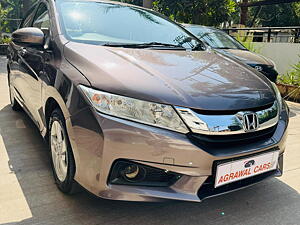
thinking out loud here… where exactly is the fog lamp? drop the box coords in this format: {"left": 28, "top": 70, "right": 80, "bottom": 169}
{"left": 108, "top": 160, "right": 182, "bottom": 187}
{"left": 121, "top": 164, "right": 146, "bottom": 182}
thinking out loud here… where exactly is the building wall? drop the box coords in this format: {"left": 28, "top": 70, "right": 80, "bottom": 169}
{"left": 253, "top": 42, "right": 300, "bottom": 75}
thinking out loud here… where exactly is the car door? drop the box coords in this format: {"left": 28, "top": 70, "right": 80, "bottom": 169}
{"left": 8, "top": 5, "right": 37, "bottom": 109}
{"left": 17, "top": 2, "right": 51, "bottom": 131}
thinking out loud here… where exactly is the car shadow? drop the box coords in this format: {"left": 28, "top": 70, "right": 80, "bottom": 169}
{"left": 0, "top": 104, "right": 300, "bottom": 225}
{"left": 288, "top": 103, "right": 300, "bottom": 118}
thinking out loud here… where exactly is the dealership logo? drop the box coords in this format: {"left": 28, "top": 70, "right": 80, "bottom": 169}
{"left": 243, "top": 113, "right": 259, "bottom": 132}
{"left": 255, "top": 66, "right": 263, "bottom": 72}
{"left": 244, "top": 160, "right": 255, "bottom": 168}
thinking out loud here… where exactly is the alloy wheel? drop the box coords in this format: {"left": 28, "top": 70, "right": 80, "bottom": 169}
{"left": 50, "top": 120, "right": 68, "bottom": 182}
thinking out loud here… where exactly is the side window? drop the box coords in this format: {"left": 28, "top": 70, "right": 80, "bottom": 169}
{"left": 32, "top": 3, "right": 50, "bottom": 30}
{"left": 20, "top": 6, "right": 36, "bottom": 28}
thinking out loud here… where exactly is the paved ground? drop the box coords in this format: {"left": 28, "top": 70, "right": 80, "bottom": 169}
{"left": 0, "top": 55, "right": 299, "bottom": 225}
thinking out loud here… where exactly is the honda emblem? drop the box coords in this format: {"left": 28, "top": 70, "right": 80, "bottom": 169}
{"left": 255, "top": 66, "right": 263, "bottom": 72}
{"left": 243, "top": 113, "right": 259, "bottom": 132}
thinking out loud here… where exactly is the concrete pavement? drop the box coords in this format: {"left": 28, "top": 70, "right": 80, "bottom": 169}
{"left": 0, "top": 55, "right": 300, "bottom": 225}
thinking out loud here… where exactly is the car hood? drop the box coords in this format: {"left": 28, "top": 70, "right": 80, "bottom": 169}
{"left": 64, "top": 42, "right": 275, "bottom": 111}
{"left": 216, "top": 49, "right": 274, "bottom": 66}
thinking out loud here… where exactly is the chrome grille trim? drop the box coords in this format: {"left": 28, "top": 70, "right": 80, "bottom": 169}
{"left": 175, "top": 101, "right": 279, "bottom": 135}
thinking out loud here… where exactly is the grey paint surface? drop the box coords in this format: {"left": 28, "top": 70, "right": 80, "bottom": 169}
{"left": 65, "top": 41, "right": 276, "bottom": 111}
{"left": 5, "top": 0, "right": 289, "bottom": 202}
{"left": 1, "top": 56, "right": 300, "bottom": 224}
{"left": 217, "top": 48, "right": 274, "bottom": 66}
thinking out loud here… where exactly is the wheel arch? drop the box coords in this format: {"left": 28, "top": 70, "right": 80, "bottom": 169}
{"left": 43, "top": 95, "right": 80, "bottom": 179}
{"left": 42, "top": 91, "right": 71, "bottom": 135}
{"left": 44, "top": 97, "right": 61, "bottom": 132}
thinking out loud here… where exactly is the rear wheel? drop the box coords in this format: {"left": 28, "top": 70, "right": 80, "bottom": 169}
{"left": 49, "top": 109, "right": 79, "bottom": 194}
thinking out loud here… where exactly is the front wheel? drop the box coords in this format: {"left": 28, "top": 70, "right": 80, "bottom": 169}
{"left": 49, "top": 109, "right": 78, "bottom": 194}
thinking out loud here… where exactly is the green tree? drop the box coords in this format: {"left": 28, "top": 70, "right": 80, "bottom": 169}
{"left": 119, "top": 0, "right": 143, "bottom": 6}
{"left": 0, "top": 0, "right": 38, "bottom": 33}
{"left": 119, "top": 0, "right": 236, "bottom": 26}
{"left": 0, "top": 3, "right": 12, "bottom": 36}
{"left": 153, "top": 0, "right": 236, "bottom": 26}
{"left": 248, "top": 2, "right": 300, "bottom": 26}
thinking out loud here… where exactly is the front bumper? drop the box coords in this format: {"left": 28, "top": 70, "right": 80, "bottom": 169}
{"left": 69, "top": 103, "right": 288, "bottom": 202}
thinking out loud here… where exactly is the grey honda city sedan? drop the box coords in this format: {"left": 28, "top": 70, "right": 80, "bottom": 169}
{"left": 7, "top": 0, "right": 289, "bottom": 202}
{"left": 183, "top": 24, "right": 279, "bottom": 83}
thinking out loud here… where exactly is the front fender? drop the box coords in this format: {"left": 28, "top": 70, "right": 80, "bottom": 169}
{"left": 41, "top": 58, "right": 90, "bottom": 181}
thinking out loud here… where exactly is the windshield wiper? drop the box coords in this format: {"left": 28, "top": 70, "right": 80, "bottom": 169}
{"left": 102, "top": 42, "right": 186, "bottom": 49}
{"left": 215, "top": 47, "right": 234, "bottom": 50}
{"left": 215, "top": 47, "right": 247, "bottom": 50}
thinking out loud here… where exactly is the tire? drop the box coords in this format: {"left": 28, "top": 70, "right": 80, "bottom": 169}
{"left": 49, "top": 108, "right": 79, "bottom": 194}
{"left": 8, "top": 77, "right": 22, "bottom": 111}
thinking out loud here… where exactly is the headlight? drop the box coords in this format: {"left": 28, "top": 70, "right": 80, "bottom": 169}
{"left": 79, "top": 85, "right": 189, "bottom": 133}
{"left": 271, "top": 82, "right": 283, "bottom": 110}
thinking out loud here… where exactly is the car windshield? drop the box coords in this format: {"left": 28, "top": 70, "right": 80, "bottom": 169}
{"left": 56, "top": 1, "right": 203, "bottom": 50}
{"left": 186, "top": 27, "right": 247, "bottom": 50}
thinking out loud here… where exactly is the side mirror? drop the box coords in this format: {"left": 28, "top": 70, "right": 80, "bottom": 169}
{"left": 12, "top": 27, "right": 44, "bottom": 47}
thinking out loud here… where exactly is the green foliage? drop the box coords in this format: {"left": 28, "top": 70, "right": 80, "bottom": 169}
{"left": 152, "top": 0, "right": 236, "bottom": 26}
{"left": 118, "top": 0, "right": 143, "bottom": 6}
{"left": 278, "top": 57, "right": 300, "bottom": 86}
{"left": 0, "top": 4, "right": 11, "bottom": 20}
{"left": 248, "top": 2, "right": 300, "bottom": 27}
{"left": 119, "top": 0, "right": 236, "bottom": 26}
{"left": 0, "top": 3, "right": 12, "bottom": 33}
{"left": 294, "top": 2, "right": 300, "bottom": 18}
{"left": 0, "top": 37, "right": 11, "bottom": 44}
{"left": 0, "top": 0, "right": 38, "bottom": 33}
{"left": 241, "top": 41, "right": 261, "bottom": 53}
{"left": 234, "top": 33, "right": 261, "bottom": 53}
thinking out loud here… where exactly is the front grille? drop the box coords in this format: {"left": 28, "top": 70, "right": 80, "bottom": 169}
{"left": 188, "top": 124, "right": 276, "bottom": 152}
{"left": 197, "top": 152, "right": 283, "bottom": 200}
{"left": 189, "top": 125, "right": 276, "bottom": 144}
